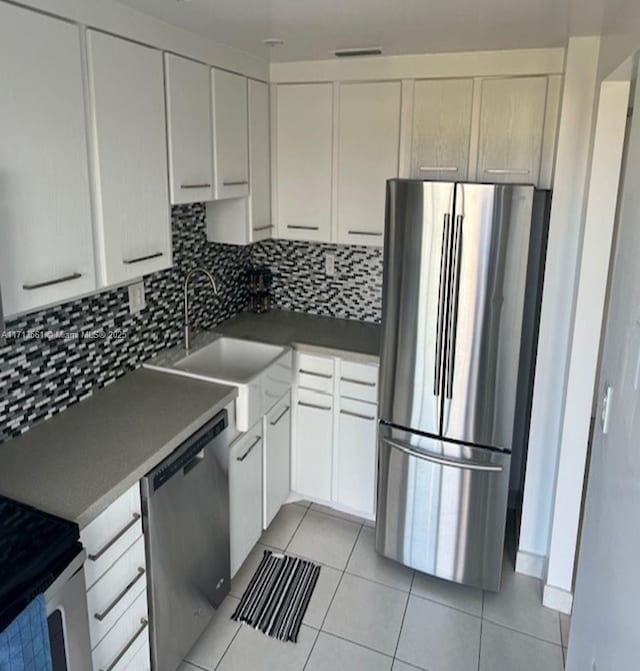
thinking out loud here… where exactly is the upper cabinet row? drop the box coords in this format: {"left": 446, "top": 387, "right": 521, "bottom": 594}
{"left": 0, "top": 1, "right": 268, "bottom": 317}
{"left": 273, "top": 75, "right": 561, "bottom": 246}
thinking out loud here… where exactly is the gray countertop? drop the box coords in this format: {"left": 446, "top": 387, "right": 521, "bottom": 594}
{"left": 213, "top": 310, "right": 381, "bottom": 361}
{"left": 0, "top": 370, "right": 236, "bottom": 528}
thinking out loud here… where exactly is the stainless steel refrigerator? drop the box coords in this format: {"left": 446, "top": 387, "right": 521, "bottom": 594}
{"left": 376, "top": 179, "right": 550, "bottom": 591}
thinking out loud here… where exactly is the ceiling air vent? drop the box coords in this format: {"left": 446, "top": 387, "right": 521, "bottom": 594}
{"left": 333, "top": 47, "right": 382, "bottom": 58}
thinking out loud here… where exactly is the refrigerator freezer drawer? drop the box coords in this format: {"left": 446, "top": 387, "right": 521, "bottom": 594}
{"left": 375, "top": 425, "right": 510, "bottom": 591}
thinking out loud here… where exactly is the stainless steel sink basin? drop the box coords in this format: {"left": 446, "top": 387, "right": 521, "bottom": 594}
{"left": 175, "top": 337, "right": 286, "bottom": 384}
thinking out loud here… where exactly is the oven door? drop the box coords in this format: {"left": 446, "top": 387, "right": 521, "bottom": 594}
{"left": 45, "top": 552, "right": 92, "bottom": 671}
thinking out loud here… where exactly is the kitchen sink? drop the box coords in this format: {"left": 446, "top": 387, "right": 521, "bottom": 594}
{"left": 175, "top": 337, "right": 286, "bottom": 384}
{"left": 145, "top": 335, "right": 292, "bottom": 431}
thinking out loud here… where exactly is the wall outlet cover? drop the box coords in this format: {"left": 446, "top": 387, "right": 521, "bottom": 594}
{"left": 325, "top": 253, "right": 336, "bottom": 277}
{"left": 128, "top": 280, "right": 146, "bottom": 314}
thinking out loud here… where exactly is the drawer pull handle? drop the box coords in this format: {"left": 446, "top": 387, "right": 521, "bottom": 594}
{"left": 299, "top": 369, "right": 332, "bottom": 380}
{"left": 347, "top": 230, "right": 382, "bottom": 237}
{"left": 253, "top": 225, "right": 274, "bottom": 232}
{"left": 340, "top": 377, "right": 376, "bottom": 388}
{"left": 270, "top": 406, "right": 290, "bottom": 426}
{"left": 88, "top": 513, "right": 141, "bottom": 562}
{"left": 340, "top": 409, "right": 376, "bottom": 421}
{"left": 94, "top": 567, "right": 146, "bottom": 622}
{"left": 23, "top": 272, "right": 82, "bottom": 291}
{"left": 181, "top": 183, "right": 211, "bottom": 189}
{"left": 99, "top": 617, "right": 149, "bottom": 671}
{"left": 287, "top": 225, "right": 319, "bottom": 231}
{"left": 123, "top": 252, "right": 163, "bottom": 265}
{"left": 223, "top": 180, "right": 249, "bottom": 186}
{"left": 299, "top": 401, "right": 332, "bottom": 411}
{"left": 237, "top": 436, "right": 261, "bottom": 462}
{"left": 419, "top": 166, "right": 459, "bottom": 172}
{"left": 484, "top": 168, "right": 530, "bottom": 175}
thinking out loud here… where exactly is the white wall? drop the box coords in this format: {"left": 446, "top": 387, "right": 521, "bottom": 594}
{"left": 543, "top": 77, "right": 631, "bottom": 613}
{"left": 567, "top": 62, "right": 640, "bottom": 670}
{"left": 517, "top": 36, "right": 601, "bottom": 574}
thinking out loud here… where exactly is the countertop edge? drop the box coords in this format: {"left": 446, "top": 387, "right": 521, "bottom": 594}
{"left": 76, "top": 386, "right": 237, "bottom": 529}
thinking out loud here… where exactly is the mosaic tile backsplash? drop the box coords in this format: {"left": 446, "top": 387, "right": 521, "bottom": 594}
{"left": 0, "top": 204, "right": 250, "bottom": 444}
{"left": 251, "top": 239, "right": 383, "bottom": 323}
{"left": 0, "top": 205, "right": 383, "bottom": 444}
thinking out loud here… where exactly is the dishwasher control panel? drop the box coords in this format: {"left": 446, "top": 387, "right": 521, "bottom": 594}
{"left": 152, "top": 409, "right": 228, "bottom": 492}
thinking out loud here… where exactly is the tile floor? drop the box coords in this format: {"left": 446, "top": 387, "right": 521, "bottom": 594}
{"left": 179, "top": 502, "right": 570, "bottom": 671}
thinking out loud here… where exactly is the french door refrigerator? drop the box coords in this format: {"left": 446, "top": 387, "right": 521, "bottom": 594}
{"left": 376, "top": 179, "right": 550, "bottom": 591}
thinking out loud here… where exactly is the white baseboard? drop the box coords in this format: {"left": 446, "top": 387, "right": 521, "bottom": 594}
{"left": 543, "top": 583, "right": 574, "bottom": 614}
{"left": 515, "top": 550, "right": 547, "bottom": 580}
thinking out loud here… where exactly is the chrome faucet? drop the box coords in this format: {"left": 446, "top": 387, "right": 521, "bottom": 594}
{"left": 183, "top": 267, "right": 220, "bottom": 353}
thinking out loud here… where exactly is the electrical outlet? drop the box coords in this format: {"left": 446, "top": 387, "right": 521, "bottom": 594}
{"left": 128, "top": 280, "right": 146, "bottom": 314}
{"left": 601, "top": 384, "right": 613, "bottom": 435}
{"left": 325, "top": 253, "right": 336, "bottom": 277}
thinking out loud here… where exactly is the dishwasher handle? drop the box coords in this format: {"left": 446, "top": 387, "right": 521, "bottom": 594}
{"left": 183, "top": 450, "right": 205, "bottom": 476}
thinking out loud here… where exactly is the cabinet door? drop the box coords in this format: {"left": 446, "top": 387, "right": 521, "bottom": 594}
{"left": 229, "top": 427, "right": 263, "bottom": 576}
{"left": 335, "top": 398, "right": 378, "bottom": 517}
{"left": 411, "top": 78, "right": 473, "bottom": 181}
{"left": 249, "top": 80, "right": 272, "bottom": 242}
{"left": 165, "top": 54, "right": 214, "bottom": 204}
{"left": 294, "top": 389, "right": 333, "bottom": 501}
{"left": 275, "top": 83, "right": 333, "bottom": 242}
{"left": 477, "top": 76, "right": 548, "bottom": 184}
{"left": 264, "top": 394, "right": 291, "bottom": 528}
{"left": 212, "top": 69, "right": 249, "bottom": 199}
{"left": 337, "top": 81, "right": 401, "bottom": 247}
{"left": 0, "top": 3, "right": 96, "bottom": 316}
{"left": 87, "top": 31, "right": 171, "bottom": 285}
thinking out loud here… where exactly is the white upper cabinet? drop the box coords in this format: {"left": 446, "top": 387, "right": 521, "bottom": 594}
{"left": 165, "top": 54, "right": 214, "bottom": 204}
{"left": 411, "top": 78, "right": 474, "bottom": 181}
{"left": 336, "top": 81, "right": 401, "bottom": 247}
{"left": 205, "top": 79, "right": 270, "bottom": 245}
{"left": 211, "top": 69, "right": 249, "bottom": 199}
{"left": 275, "top": 83, "right": 333, "bottom": 242}
{"left": 248, "top": 79, "right": 272, "bottom": 242}
{"left": 476, "top": 76, "right": 548, "bottom": 184}
{"left": 87, "top": 31, "right": 171, "bottom": 286}
{"left": 0, "top": 3, "right": 96, "bottom": 316}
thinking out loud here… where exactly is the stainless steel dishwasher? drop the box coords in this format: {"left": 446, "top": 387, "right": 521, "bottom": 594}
{"left": 141, "top": 406, "right": 232, "bottom": 671}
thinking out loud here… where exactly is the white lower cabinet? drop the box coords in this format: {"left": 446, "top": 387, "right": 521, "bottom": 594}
{"left": 263, "top": 394, "right": 292, "bottom": 529}
{"left": 292, "top": 351, "right": 379, "bottom": 519}
{"left": 294, "top": 388, "right": 334, "bottom": 502}
{"left": 91, "top": 591, "right": 150, "bottom": 671}
{"left": 335, "top": 398, "right": 378, "bottom": 518}
{"left": 81, "top": 484, "right": 150, "bottom": 671}
{"left": 229, "top": 425, "right": 264, "bottom": 576}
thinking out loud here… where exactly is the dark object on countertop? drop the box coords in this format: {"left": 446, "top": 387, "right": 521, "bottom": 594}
{"left": 231, "top": 550, "right": 320, "bottom": 643}
{"left": 247, "top": 265, "right": 273, "bottom": 313}
{"left": 0, "top": 496, "right": 81, "bottom": 634}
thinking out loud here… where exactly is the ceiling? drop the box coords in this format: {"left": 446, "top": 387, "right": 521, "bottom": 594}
{"left": 114, "top": 0, "right": 607, "bottom": 63}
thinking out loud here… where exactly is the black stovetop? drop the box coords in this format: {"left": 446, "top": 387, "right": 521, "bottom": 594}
{"left": 0, "top": 495, "right": 81, "bottom": 632}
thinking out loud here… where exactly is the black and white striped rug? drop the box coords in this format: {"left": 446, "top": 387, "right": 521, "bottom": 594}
{"left": 231, "top": 550, "right": 321, "bottom": 643}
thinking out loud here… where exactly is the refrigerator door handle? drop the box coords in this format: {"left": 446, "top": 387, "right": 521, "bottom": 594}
{"left": 384, "top": 438, "right": 504, "bottom": 472}
{"left": 434, "top": 213, "right": 452, "bottom": 395}
{"left": 445, "top": 214, "right": 464, "bottom": 399}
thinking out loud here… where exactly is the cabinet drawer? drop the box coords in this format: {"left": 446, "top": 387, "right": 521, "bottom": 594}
{"left": 297, "top": 353, "right": 334, "bottom": 393}
{"left": 91, "top": 590, "right": 149, "bottom": 671}
{"left": 126, "top": 640, "right": 151, "bottom": 671}
{"left": 339, "top": 361, "right": 379, "bottom": 403}
{"left": 87, "top": 536, "right": 147, "bottom": 649}
{"left": 81, "top": 483, "right": 142, "bottom": 589}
